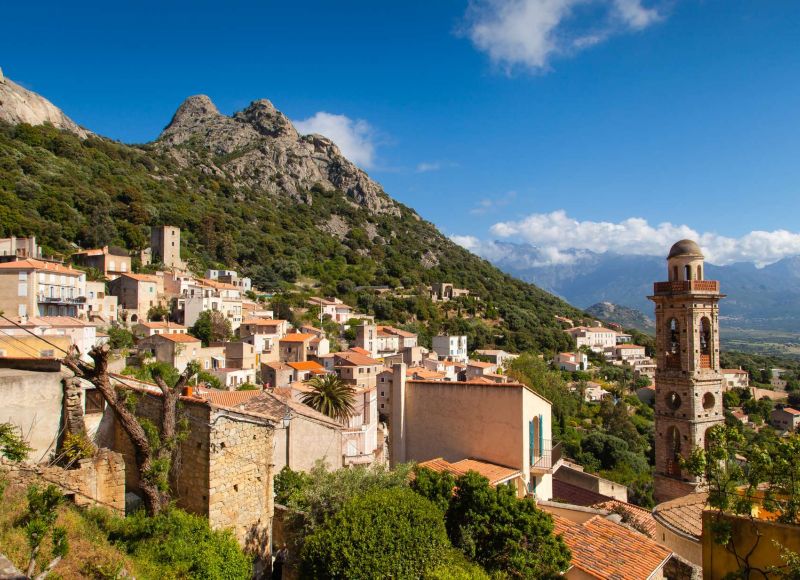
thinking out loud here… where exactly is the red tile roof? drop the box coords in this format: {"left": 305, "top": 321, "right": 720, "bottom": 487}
{"left": 652, "top": 492, "right": 707, "bottom": 540}
{"left": 553, "top": 514, "right": 671, "bottom": 580}
{"left": 467, "top": 360, "right": 496, "bottom": 368}
{"left": 0, "top": 259, "right": 83, "bottom": 276}
{"left": 348, "top": 346, "right": 371, "bottom": 356}
{"left": 280, "top": 333, "right": 315, "bottom": 343}
{"left": 553, "top": 479, "right": 612, "bottom": 506}
{"left": 196, "top": 388, "right": 263, "bottom": 407}
{"left": 287, "top": 361, "right": 326, "bottom": 372}
{"left": 592, "top": 499, "right": 658, "bottom": 538}
{"left": 721, "top": 369, "right": 748, "bottom": 374}
{"left": 120, "top": 272, "right": 159, "bottom": 283}
{"left": 335, "top": 351, "right": 380, "bottom": 366}
{"left": 781, "top": 407, "right": 800, "bottom": 415}
{"left": 154, "top": 333, "right": 200, "bottom": 343}
{"left": 137, "top": 321, "right": 186, "bottom": 330}
{"left": 418, "top": 457, "right": 522, "bottom": 486}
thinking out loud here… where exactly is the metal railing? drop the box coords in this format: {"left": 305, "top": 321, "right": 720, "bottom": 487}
{"left": 531, "top": 440, "right": 562, "bottom": 471}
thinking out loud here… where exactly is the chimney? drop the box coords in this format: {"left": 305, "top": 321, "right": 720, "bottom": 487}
{"left": 183, "top": 386, "right": 193, "bottom": 397}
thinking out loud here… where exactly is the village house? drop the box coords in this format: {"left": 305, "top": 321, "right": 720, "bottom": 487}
{"left": 286, "top": 360, "right": 327, "bottom": 382}
{"left": 70, "top": 246, "right": 131, "bottom": 279}
{"left": 0, "top": 236, "right": 42, "bottom": 262}
{"left": 182, "top": 278, "right": 243, "bottom": 333}
{"left": 431, "top": 335, "right": 468, "bottom": 363}
{"left": 132, "top": 320, "right": 187, "bottom": 338}
{"left": 564, "top": 326, "right": 617, "bottom": 354}
{"left": 205, "top": 269, "right": 252, "bottom": 292}
{"left": 721, "top": 368, "right": 750, "bottom": 390}
{"left": 278, "top": 333, "right": 329, "bottom": 363}
{"left": 465, "top": 359, "right": 499, "bottom": 380}
{"left": 137, "top": 333, "right": 206, "bottom": 373}
{"left": 429, "top": 282, "right": 470, "bottom": 302}
{"left": 262, "top": 361, "right": 294, "bottom": 389}
{"left": 104, "top": 375, "right": 274, "bottom": 564}
{"left": 239, "top": 318, "right": 289, "bottom": 364}
{"left": 614, "top": 344, "right": 647, "bottom": 363}
{"left": 0, "top": 259, "right": 87, "bottom": 319}
{"left": 554, "top": 352, "right": 589, "bottom": 372}
{"left": 390, "top": 374, "right": 557, "bottom": 500}
{"left": 78, "top": 280, "right": 118, "bottom": 323}
{"left": 420, "top": 357, "right": 460, "bottom": 381}
{"left": 108, "top": 272, "right": 162, "bottom": 324}
{"left": 210, "top": 366, "right": 257, "bottom": 389}
{"left": 474, "top": 349, "right": 518, "bottom": 368}
{"left": 333, "top": 351, "right": 381, "bottom": 465}
{"left": 307, "top": 296, "right": 353, "bottom": 323}
{"left": 770, "top": 406, "right": 800, "bottom": 431}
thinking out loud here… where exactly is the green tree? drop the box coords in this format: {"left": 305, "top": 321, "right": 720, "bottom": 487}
{"left": 106, "top": 326, "right": 135, "bottom": 350}
{"left": 0, "top": 422, "right": 32, "bottom": 462}
{"left": 444, "top": 471, "right": 570, "bottom": 578}
{"left": 147, "top": 304, "right": 170, "bottom": 322}
{"left": 301, "top": 488, "right": 451, "bottom": 579}
{"left": 300, "top": 373, "right": 356, "bottom": 422}
{"left": 22, "top": 484, "right": 68, "bottom": 579}
{"left": 189, "top": 310, "right": 232, "bottom": 346}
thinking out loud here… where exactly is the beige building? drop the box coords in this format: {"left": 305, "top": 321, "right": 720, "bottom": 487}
{"left": 390, "top": 377, "right": 556, "bottom": 500}
{"left": 721, "top": 368, "right": 749, "bottom": 390}
{"left": 614, "top": 344, "right": 647, "bottom": 362}
{"left": 132, "top": 320, "right": 187, "bottom": 338}
{"left": 70, "top": 246, "right": 131, "bottom": 279}
{"left": 108, "top": 273, "right": 162, "bottom": 324}
{"left": 0, "top": 236, "right": 41, "bottom": 261}
{"left": 474, "top": 349, "right": 519, "bottom": 368}
{"left": 278, "top": 333, "right": 318, "bottom": 363}
{"left": 334, "top": 351, "right": 381, "bottom": 466}
{"left": 0, "top": 258, "right": 86, "bottom": 319}
{"left": 78, "top": 280, "right": 118, "bottom": 323}
{"left": 137, "top": 332, "right": 205, "bottom": 373}
{"left": 564, "top": 326, "right": 618, "bottom": 354}
{"left": 431, "top": 335, "right": 468, "bottom": 363}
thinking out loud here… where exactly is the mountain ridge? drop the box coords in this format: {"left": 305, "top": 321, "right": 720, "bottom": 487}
{"left": 0, "top": 70, "right": 586, "bottom": 353}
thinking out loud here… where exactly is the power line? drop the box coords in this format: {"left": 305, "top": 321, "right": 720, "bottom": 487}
{"left": 0, "top": 329, "right": 45, "bottom": 359}
{"left": 0, "top": 314, "right": 71, "bottom": 356}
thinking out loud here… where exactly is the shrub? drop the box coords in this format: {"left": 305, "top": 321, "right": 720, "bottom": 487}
{"left": 93, "top": 508, "right": 252, "bottom": 579}
{"left": 301, "top": 488, "right": 450, "bottom": 579}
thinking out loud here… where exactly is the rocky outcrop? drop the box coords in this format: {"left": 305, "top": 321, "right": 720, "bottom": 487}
{"left": 157, "top": 95, "right": 399, "bottom": 215}
{"left": 0, "top": 67, "right": 91, "bottom": 138}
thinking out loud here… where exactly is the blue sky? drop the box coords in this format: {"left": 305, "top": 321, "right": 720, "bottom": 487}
{"left": 3, "top": 1, "right": 800, "bottom": 265}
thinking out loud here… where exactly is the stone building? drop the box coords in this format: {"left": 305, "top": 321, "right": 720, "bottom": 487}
{"left": 649, "top": 240, "right": 725, "bottom": 502}
{"left": 150, "top": 225, "right": 186, "bottom": 270}
{"left": 104, "top": 375, "right": 276, "bottom": 562}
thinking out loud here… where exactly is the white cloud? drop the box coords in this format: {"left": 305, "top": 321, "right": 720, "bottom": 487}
{"left": 470, "top": 191, "right": 518, "bottom": 215}
{"left": 464, "top": 0, "right": 663, "bottom": 71}
{"left": 416, "top": 162, "right": 442, "bottom": 173}
{"left": 294, "top": 112, "right": 376, "bottom": 168}
{"left": 479, "top": 210, "right": 800, "bottom": 267}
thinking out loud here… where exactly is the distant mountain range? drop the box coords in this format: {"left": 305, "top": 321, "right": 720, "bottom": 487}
{"left": 483, "top": 242, "right": 800, "bottom": 332}
{"left": 585, "top": 302, "right": 654, "bottom": 332}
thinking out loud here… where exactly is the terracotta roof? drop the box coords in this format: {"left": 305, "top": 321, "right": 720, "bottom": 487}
{"left": 280, "top": 333, "right": 315, "bottom": 343}
{"left": 348, "top": 347, "right": 371, "bottom": 356}
{"left": 152, "top": 333, "right": 200, "bottom": 343}
{"left": 137, "top": 321, "right": 186, "bottom": 330}
{"left": 0, "top": 258, "right": 83, "bottom": 275}
{"left": 592, "top": 499, "right": 658, "bottom": 538}
{"left": 72, "top": 248, "right": 105, "bottom": 256}
{"left": 616, "top": 344, "right": 645, "bottom": 349}
{"left": 335, "top": 351, "right": 380, "bottom": 366}
{"left": 553, "top": 514, "right": 672, "bottom": 580}
{"left": 467, "top": 360, "right": 496, "bottom": 368}
{"left": 408, "top": 379, "right": 528, "bottom": 389}
{"left": 119, "top": 272, "right": 159, "bottom": 283}
{"left": 721, "top": 369, "right": 748, "bottom": 375}
{"left": 408, "top": 368, "right": 446, "bottom": 380}
{"left": 553, "top": 479, "right": 613, "bottom": 506}
{"left": 780, "top": 407, "right": 800, "bottom": 415}
{"left": 418, "top": 457, "right": 522, "bottom": 486}
{"left": 242, "top": 317, "right": 286, "bottom": 326}
{"left": 38, "top": 316, "right": 92, "bottom": 327}
{"left": 198, "top": 278, "right": 238, "bottom": 290}
{"left": 196, "top": 388, "right": 263, "bottom": 407}
{"left": 652, "top": 492, "right": 707, "bottom": 540}
{"left": 378, "top": 326, "right": 417, "bottom": 338}
{"left": 287, "top": 361, "right": 326, "bottom": 372}
{"left": 233, "top": 390, "right": 343, "bottom": 427}
{"left": 265, "top": 362, "right": 291, "bottom": 371}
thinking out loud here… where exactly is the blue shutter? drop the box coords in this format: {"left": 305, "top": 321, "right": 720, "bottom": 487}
{"left": 539, "top": 414, "right": 544, "bottom": 457}
{"left": 529, "top": 420, "right": 534, "bottom": 465}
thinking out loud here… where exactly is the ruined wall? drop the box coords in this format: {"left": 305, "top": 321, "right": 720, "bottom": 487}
{"left": 208, "top": 408, "right": 274, "bottom": 560}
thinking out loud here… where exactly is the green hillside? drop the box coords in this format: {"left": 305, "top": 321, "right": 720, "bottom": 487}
{"left": 0, "top": 121, "right": 584, "bottom": 352}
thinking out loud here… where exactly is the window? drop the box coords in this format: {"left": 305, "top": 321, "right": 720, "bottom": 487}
{"left": 380, "top": 377, "right": 385, "bottom": 383}
{"left": 85, "top": 390, "right": 105, "bottom": 414}
{"left": 18, "top": 282, "right": 27, "bottom": 297}
{"left": 121, "top": 262, "right": 127, "bottom": 272}
{"left": 684, "top": 265, "right": 692, "bottom": 280}
{"left": 380, "top": 391, "right": 384, "bottom": 397}
{"left": 18, "top": 304, "right": 26, "bottom": 317}
{"left": 40, "top": 349, "right": 55, "bottom": 357}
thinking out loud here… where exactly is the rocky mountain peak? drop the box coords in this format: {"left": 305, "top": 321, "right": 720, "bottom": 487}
{"left": 0, "top": 69, "right": 91, "bottom": 138}
{"left": 156, "top": 95, "right": 399, "bottom": 216}
{"left": 233, "top": 99, "right": 297, "bottom": 139}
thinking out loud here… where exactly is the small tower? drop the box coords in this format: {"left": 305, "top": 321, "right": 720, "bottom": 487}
{"left": 649, "top": 240, "right": 725, "bottom": 502}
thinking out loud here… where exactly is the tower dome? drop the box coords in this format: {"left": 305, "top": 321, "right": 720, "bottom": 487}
{"left": 667, "top": 239, "right": 703, "bottom": 260}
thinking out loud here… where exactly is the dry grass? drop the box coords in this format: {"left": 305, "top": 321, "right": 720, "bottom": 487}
{"left": 0, "top": 473, "right": 135, "bottom": 579}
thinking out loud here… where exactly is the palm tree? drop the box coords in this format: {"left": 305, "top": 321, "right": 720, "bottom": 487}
{"left": 300, "top": 373, "right": 357, "bottom": 422}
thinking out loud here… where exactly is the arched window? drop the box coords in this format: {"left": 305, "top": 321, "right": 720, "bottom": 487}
{"left": 700, "top": 317, "right": 711, "bottom": 355}
{"left": 667, "top": 318, "right": 680, "bottom": 369}
{"left": 697, "top": 265, "right": 702, "bottom": 280}
{"left": 702, "top": 392, "right": 715, "bottom": 410}
{"left": 685, "top": 264, "right": 692, "bottom": 280}
{"left": 666, "top": 426, "right": 682, "bottom": 477}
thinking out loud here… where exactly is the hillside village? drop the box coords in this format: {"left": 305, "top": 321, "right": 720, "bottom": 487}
{"left": 1, "top": 227, "right": 798, "bottom": 578}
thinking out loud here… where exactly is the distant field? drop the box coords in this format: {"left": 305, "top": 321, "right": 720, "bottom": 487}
{"left": 721, "top": 327, "right": 800, "bottom": 359}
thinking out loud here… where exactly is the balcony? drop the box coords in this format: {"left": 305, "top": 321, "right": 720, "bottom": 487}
{"left": 530, "top": 440, "right": 562, "bottom": 474}
{"left": 37, "top": 295, "right": 83, "bottom": 304}
{"left": 653, "top": 280, "right": 719, "bottom": 295}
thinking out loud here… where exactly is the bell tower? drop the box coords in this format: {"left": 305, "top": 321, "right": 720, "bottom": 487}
{"left": 650, "top": 239, "right": 725, "bottom": 502}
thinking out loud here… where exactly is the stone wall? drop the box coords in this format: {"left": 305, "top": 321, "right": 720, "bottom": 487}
{"left": 8, "top": 448, "right": 126, "bottom": 514}
{"left": 208, "top": 409, "right": 274, "bottom": 560}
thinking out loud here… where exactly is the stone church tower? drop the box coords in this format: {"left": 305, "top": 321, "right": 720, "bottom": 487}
{"left": 650, "top": 240, "right": 725, "bottom": 502}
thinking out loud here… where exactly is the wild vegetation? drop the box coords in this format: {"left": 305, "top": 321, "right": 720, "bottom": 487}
{"left": 0, "top": 121, "right": 583, "bottom": 353}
